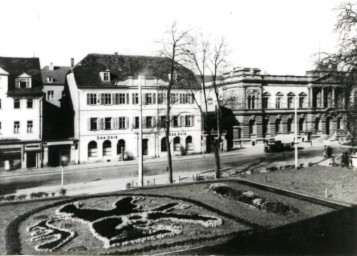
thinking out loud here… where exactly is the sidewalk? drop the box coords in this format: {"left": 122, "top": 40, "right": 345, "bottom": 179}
{"left": 10, "top": 147, "right": 326, "bottom": 197}
{"left": 0, "top": 141, "right": 325, "bottom": 179}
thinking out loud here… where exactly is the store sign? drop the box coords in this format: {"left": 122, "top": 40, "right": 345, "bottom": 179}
{"left": 25, "top": 144, "right": 41, "bottom": 151}
{"left": 97, "top": 135, "right": 118, "bottom": 140}
{"left": 169, "top": 132, "right": 187, "bottom": 137}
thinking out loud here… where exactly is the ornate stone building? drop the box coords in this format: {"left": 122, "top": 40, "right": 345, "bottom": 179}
{"left": 217, "top": 67, "right": 347, "bottom": 147}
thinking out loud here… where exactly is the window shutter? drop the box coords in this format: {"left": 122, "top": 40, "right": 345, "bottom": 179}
{"left": 111, "top": 118, "right": 115, "bottom": 130}
{"left": 142, "top": 117, "right": 146, "bottom": 128}
{"left": 143, "top": 94, "right": 147, "bottom": 105}
{"left": 191, "top": 116, "right": 194, "bottom": 127}
{"left": 180, "top": 116, "right": 184, "bottom": 127}
{"left": 125, "top": 117, "right": 129, "bottom": 129}
{"left": 99, "top": 118, "right": 105, "bottom": 130}
{"left": 87, "top": 118, "right": 91, "bottom": 131}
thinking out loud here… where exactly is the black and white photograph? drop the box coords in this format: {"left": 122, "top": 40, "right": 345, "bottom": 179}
{"left": 0, "top": 0, "right": 356, "bottom": 255}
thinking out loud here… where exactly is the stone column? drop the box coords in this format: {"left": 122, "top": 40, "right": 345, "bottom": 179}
{"left": 321, "top": 87, "right": 325, "bottom": 108}
{"left": 43, "top": 146, "right": 49, "bottom": 167}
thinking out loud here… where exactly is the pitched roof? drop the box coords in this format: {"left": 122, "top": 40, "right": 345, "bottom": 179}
{"left": 0, "top": 57, "right": 43, "bottom": 96}
{"left": 42, "top": 65, "right": 71, "bottom": 85}
{"left": 72, "top": 53, "right": 200, "bottom": 89}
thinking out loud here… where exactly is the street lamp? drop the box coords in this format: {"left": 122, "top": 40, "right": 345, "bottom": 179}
{"left": 138, "top": 75, "right": 144, "bottom": 186}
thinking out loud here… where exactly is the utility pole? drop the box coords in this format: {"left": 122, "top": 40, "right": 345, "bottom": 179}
{"left": 295, "top": 96, "right": 298, "bottom": 169}
{"left": 138, "top": 75, "right": 144, "bottom": 186}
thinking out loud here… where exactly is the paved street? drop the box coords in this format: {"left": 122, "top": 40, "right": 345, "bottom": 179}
{"left": 0, "top": 147, "right": 324, "bottom": 195}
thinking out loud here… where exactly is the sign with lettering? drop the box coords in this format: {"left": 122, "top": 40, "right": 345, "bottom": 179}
{"left": 169, "top": 132, "right": 187, "bottom": 137}
{"left": 97, "top": 135, "right": 118, "bottom": 140}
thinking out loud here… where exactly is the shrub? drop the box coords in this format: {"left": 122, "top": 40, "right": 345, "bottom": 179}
{"left": 30, "top": 192, "right": 49, "bottom": 199}
{"left": 308, "top": 162, "right": 314, "bottom": 167}
{"left": 59, "top": 188, "right": 67, "bottom": 196}
{"left": 4, "top": 195, "right": 16, "bottom": 201}
{"left": 16, "top": 194, "right": 27, "bottom": 201}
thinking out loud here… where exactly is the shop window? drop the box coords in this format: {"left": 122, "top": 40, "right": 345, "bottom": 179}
{"left": 173, "top": 137, "right": 181, "bottom": 151}
{"left": 103, "top": 140, "right": 112, "bottom": 156}
{"left": 88, "top": 141, "right": 98, "bottom": 158}
{"left": 186, "top": 136, "right": 193, "bottom": 151}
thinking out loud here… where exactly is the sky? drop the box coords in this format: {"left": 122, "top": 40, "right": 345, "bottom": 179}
{"left": 0, "top": 0, "right": 345, "bottom": 75}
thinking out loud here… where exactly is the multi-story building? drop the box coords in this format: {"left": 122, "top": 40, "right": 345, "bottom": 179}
{"left": 66, "top": 53, "right": 202, "bottom": 164}
{"left": 0, "top": 57, "right": 44, "bottom": 170}
{"left": 213, "top": 67, "right": 347, "bottom": 148}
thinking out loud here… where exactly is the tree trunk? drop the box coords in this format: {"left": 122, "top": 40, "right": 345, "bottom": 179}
{"left": 166, "top": 93, "right": 173, "bottom": 184}
{"left": 213, "top": 138, "right": 221, "bottom": 178}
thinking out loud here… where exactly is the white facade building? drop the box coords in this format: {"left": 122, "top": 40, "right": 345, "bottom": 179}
{"left": 0, "top": 57, "right": 44, "bottom": 170}
{"left": 66, "top": 54, "right": 202, "bottom": 164}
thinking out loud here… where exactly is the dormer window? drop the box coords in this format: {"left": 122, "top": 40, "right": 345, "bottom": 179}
{"left": 47, "top": 77, "right": 53, "bottom": 83}
{"left": 100, "top": 70, "right": 111, "bottom": 82}
{"left": 17, "top": 73, "right": 32, "bottom": 89}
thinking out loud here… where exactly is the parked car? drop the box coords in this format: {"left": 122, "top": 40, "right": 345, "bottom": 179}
{"left": 264, "top": 140, "right": 294, "bottom": 153}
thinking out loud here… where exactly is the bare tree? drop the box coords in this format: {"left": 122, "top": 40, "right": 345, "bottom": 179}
{"left": 316, "top": 2, "right": 357, "bottom": 145}
{"left": 184, "top": 34, "right": 229, "bottom": 178}
{"left": 159, "top": 22, "right": 190, "bottom": 183}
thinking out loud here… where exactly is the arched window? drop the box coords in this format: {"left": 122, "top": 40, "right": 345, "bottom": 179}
{"left": 103, "top": 140, "right": 112, "bottom": 156}
{"left": 173, "top": 137, "right": 181, "bottom": 152}
{"left": 186, "top": 136, "right": 193, "bottom": 151}
{"left": 315, "top": 117, "right": 321, "bottom": 131}
{"left": 299, "top": 118, "right": 305, "bottom": 133}
{"left": 117, "top": 139, "right": 125, "bottom": 155}
{"left": 249, "top": 120, "right": 255, "bottom": 136}
{"left": 88, "top": 141, "right": 97, "bottom": 158}
{"left": 161, "top": 137, "right": 167, "bottom": 152}
{"left": 287, "top": 118, "right": 293, "bottom": 133}
{"left": 275, "top": 118, "right": 281, "bottom": 133}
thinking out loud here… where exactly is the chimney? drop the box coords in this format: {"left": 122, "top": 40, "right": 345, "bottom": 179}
{"left": 49, "top": 62, "right": 54, "bottom": 71}
{"left": 71, "top": 58, "right": 74, "bottom": 68}
{"left": 114, "top": 52, "right": 118, "bottom": 55}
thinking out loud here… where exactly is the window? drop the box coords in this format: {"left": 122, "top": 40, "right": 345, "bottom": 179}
{"left": 158, "top": 93, "right": 166, "bottom": 104}
{"left": 144, "top": 93, "right": 156, "bottom": 105}
{"left": 299, "top": 118, "right": 305, "bottom": 132}
{"left": 88, "top": 141, "right": 98, "bottom": 158}
{"left": 87, "top": 94, "right": 97, "bottom": 105}
{"left": 247, "top": 95, "right": 255, "bottom": 109}
{"left": 173, "top": 116, "right": 179, "bottom": 127}
{"left": 186, "top": 136, "right": 193, "bottom": 151}
{"left": 132, "top": 93, "right": 139, "bottom": 104}
{"left": 287, "top": 96, "right": 294, "bottom": 109}
{"left": 114, "top": 93, "right": 127, "bottom": 104}
{"left": 18, "top": 78, "right": 31, "bottom": 88}
{"left": 27, "top": 120, "right": 33, "bottom": 133}
{"left": 134, "top": 117, "right": 139, "bottom": 129}
{"left": 90, "top": 118, "right": 98, "bottom": 130}
{"left": 159, "top": 116, "right": 166, "bottom": 128}
{"left": 146, "top": 116, "right": 154, "bottom": 128}
{"left": 275, "top": 119, "right": 281, "bottom": 133}
{"left": 276, "top": 97, "right": 281, "bottom": 109}
{"left": 105, "top": 117, "right": 112, "bottom": 130}
{"left": 185, "top": 115, "right": 194, "bottom": 127}
{"left": 315, "top": 117, "right": 321, "bottom": 131}
{"left": 249, "top": 120, "right": 255, "bottom": 136}
{"left": 119, "top": 117, "right": 126, "bottom": 129}
{"left": 14, "top": 99, "right": 20, "bottom": 109}
{"left": 337, "top": 117, "right": 342, "bottom": 130}
{"left": 14, "top": 121, "right": 20, "bottom": 134}
{"left": 174, "top": 137, "right": 181, "bottom": 151}
{"left": 47, "top": 91, "right": 54, "bottom": 101}
{"left": 170, "top": 93, "right": 179, "bottom": 104}
{"left": 263, "top": 97, "right": 269, "bottom": 109}
{"left": 101, "top": 93, "right": 112, "bottom": 105}
{"left": 27, "top": 99, "right": 33, "bottom": 109}
{"left": 161, "top": 137, "right": 167, "bottom": 152}
{"left": 47, "top": 77, "right": 53, "bottom": 83}
{"left": 299, "top": 97, "right": 305, "bottom": 108}
{"left": 180, "top": 93, "right": 191, "bottom": 104}
{"left": 103, "top": 140, "right": 112, "bottom": 156}
{"left": 287, "top": 118, "right": 293, "bottom": 133}
{"left": 103, "top": 72, "right": 110, "bottom": 81}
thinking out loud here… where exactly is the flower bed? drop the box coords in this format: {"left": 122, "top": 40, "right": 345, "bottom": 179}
{"left": 24, "top": 196, "right": 225, "bottom": 252}
{"left": 209, "top": 183, "right": 299, "bottom": 216}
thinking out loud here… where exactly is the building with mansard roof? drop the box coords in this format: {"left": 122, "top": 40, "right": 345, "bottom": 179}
{"left": 208, "top": 67, "right": 348, "bottom": 149}
{"left": 0, "top": 57, "right": 44, "bottom": 170}
{"left": 65, "top": 53, "right": 202, "bottom": 164}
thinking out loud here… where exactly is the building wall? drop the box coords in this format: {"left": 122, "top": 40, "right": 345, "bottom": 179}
{"left": 43, "top": 84, "right": 64, "bottom": 108}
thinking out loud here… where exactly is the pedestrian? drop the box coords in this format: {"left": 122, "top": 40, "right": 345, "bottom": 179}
{"left": 323, "top": 145, "right": 328, "bottom": 159}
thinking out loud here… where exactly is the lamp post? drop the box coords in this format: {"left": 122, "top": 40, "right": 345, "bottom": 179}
{"left": 138, "top": 75, "right": 144, "bottom": 186}
{"left": 295, "top": 96, "right": 298, "bottom": 169}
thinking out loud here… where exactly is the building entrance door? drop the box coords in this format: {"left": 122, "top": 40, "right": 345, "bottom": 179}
{"left": 27, "top": 152, "right": 37, "bottom": 168}
{"left": 142, "top": 139, "right": 148, "bottom": 155}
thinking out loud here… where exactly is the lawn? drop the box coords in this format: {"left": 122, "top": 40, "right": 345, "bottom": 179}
{"left": 3, "top": 180, "right": 335, "bottom": 255}
{"left": 243, "top": 166, "right": 357, "bottom": 203}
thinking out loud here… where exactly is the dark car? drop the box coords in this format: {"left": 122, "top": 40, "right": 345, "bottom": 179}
{"left": 264, "top": 140, "right": 293, "bottom": 153}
